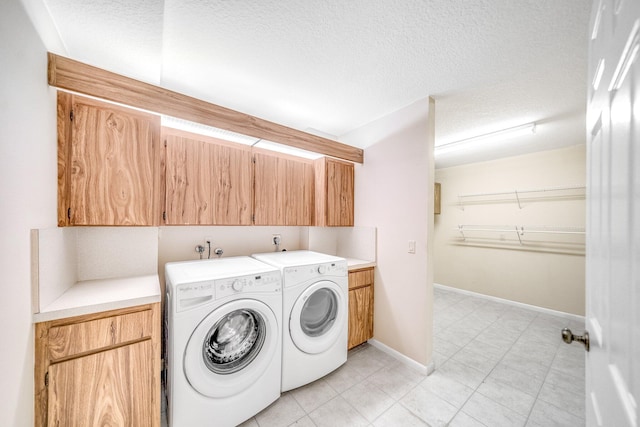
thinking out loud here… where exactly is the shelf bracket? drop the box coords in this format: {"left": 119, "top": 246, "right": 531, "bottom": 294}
{"left": 516, "top": 226, "right": 524, "bottom": 245}
{"left": 458, "top": 225, "right": 466, "bottom": 240}
{"left": 515, "top": 190, "right": 522, "bottom": 209}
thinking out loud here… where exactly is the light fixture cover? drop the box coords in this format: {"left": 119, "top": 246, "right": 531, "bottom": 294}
{"left": 435, "top": 122, "right": 537, "bottom": 156}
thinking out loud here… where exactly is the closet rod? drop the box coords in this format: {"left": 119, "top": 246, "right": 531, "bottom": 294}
{"left": 458, "top": 185, "right": 586, "bottom": 199}
{"left": 456, "top": 225, "right": 585, "bottom": 235}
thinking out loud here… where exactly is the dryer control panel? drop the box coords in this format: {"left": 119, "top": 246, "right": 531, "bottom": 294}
{"left": 283, "top": 260, "right": 348, "bottom": 286}
{"left": 215, "top": 271, "right": 282, "bottom": 298}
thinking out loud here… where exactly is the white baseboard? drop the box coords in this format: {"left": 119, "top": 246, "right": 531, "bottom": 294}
{"left": 367, "top": 339, "right": 435, "bottom": 376}
{"left": 434, "top": 283, "right": 585, "bottom": 324}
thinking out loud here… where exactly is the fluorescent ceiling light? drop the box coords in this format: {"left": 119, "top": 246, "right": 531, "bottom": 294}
{"left": 161, "top": 116, "right": 258, "bottom": 145}
{"left": 435, "top": 122, "right": 537, "bottom": 156}
{"left": 161, "top": 116, "right": 323, "bottom": 159}
{"left": 252, "top": 140, "right": 324, "bottom": 160}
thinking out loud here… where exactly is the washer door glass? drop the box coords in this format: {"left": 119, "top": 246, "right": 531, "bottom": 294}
{"left": 184, "top": 299, "right": 279, "bottom": 398}
{"left": 300, "top": 288, "right": 337, "bottom": 337}
{"left": 203, "top": 309, "right": 265, "bottom": 375}
{"left": 289, "top": 280, "right": 346, "bottom": 354}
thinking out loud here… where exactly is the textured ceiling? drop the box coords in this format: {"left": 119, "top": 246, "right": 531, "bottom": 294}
{"left": 35, "top": 0, "right": 591, "bottom": 167}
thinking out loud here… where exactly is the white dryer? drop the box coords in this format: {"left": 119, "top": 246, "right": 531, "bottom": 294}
{"left": 165, "top": 257, "right": 282, "bottom": 427}
{"left": 251, "top": 250, "right": 348, "bottom": 392}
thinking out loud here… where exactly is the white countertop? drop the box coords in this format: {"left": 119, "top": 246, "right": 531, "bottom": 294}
{"left": 345, "top": 258, "right": 376, "bottom": 270}
{"left": 34, "top": 274, "right": 161, "bottom": 323}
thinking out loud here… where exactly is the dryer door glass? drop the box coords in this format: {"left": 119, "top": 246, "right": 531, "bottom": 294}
{"left": 300, "top": 288, "right": 338, "bottom": 337}
{"left": 203, "top": 309, "right": 266, "bottom": 375}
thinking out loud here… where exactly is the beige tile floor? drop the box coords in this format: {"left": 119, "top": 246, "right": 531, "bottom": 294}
{"left": 166, "top": 286, "right": 586, "bottom": 426}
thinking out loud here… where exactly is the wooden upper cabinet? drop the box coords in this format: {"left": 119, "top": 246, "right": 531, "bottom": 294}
{"left": 164, "top": 129, "right": 252, "bottom": 225}
{"left": 57, "top": 92, "right": 162, "bottom": 226}
{"left": 253, "top": 149, "right": 315, "bottom": 225}
{"left": 315, "top": 157, "right": 354, "bottom": 226}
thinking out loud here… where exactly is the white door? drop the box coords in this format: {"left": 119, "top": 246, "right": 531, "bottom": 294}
{"left": 585, "top": 0, "right": 640, "bottom": 425}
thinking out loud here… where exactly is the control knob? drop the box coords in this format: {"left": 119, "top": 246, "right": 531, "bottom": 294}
{"left": 317, "top": 265, "right": 327, "bottom": 274}
{"left": 231, "top": 279, "right": 244, "bottom": 292}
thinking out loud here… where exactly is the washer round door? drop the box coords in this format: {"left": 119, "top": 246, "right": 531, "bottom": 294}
{"left": 289, "top": 280, "right": 346, "bottom": 354}
{"left": 184, "top": 299, "right": 279, "bottom": 398}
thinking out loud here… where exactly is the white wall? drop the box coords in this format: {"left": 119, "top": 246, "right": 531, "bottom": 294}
{"left": 434, "top": 145, "right": 586, "bottom": 315}
{"left": 0, "top": 0, "right": 58, "bottom": 424}
{"left": 342, "top": 98, "right": 435, "bottom": 367}
{"left": 157, "top": 226, "right": 307, "bottom": 292}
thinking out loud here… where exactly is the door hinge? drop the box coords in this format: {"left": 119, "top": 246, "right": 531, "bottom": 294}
{"left": 67, "top": 207, "right": 71, "bottom": 220}
{"left": 69, "top": 110, "right": 74, "bottom": 121}
{"left": 44, "top": 372, "right": 49, "bottom": 387}
{"left": 162, "top": 211, "right": 166, "bottom": 221}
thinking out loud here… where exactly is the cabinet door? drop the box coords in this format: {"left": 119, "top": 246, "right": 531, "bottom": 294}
{"left": 348, "top": 285, "right": 374, "bottom": 349}
{"left": 326, "top": 158, "right": 354, "bottom": 226}
{"left": 314, "top": 157, "right": 354, "bottom": 226}
{"left": 61, "top": 94, "right": 161, "bottom": 225}
{"left": 253, "top": 150, "right": 314, "bottom": 225}
{"left": 164, "top": 130, "right": 252, "bottom": 225}
{"left": 47, "top": 340, "right": 153, "bottom": 426}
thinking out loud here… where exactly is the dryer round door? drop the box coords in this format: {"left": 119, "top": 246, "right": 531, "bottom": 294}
{"left": 289, "top": 280, "right": 346, "bottom": 354}
{"left": 184, "top": 299, "right": 279, "bottom": 398}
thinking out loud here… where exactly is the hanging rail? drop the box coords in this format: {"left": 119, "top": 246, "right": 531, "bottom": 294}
{"left": 456, "top": 225, "right": 585, "bottom": 245}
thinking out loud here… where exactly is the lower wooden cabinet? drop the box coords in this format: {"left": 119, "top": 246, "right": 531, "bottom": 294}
{"left": 35, "top": 304, "right": 161, "bottom": 427}
{"left": 348, "top": 267, "right": 374, "bottom": 349}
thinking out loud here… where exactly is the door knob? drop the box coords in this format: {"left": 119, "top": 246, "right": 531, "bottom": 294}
{"left": 561, "top": 328, "right": 590, "bottom": 352}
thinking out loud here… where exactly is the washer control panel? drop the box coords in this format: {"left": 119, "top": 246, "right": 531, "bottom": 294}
{"left": 176, "top": 280, "right": 216, "bottom": 312}
{"left": 215, "top": 270, "right": 282, "bottom": 298}
{"left": 174, "top": 270, "right": 281, "bottom": 311}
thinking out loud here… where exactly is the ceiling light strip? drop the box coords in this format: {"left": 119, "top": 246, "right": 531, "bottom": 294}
{"left": 435, "top": 122, "right": 536, "bottom": 155}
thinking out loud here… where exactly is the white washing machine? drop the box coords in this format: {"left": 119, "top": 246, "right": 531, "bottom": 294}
{"left": 165, "top": 257, "right": 282, "bottom": 427}
{"left": 251, "top": 250, "right": 348, "bottom": 392}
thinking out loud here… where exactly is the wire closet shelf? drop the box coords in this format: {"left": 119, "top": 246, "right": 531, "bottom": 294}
{"left": 455, "top": 225, "right": 586, "bottom": 245}
{"left": 457, "top": 185, "right": 586, "bottom": 209}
